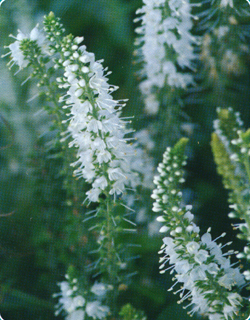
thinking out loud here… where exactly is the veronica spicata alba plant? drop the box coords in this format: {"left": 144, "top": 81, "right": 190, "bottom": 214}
{"left": 4, "top": 12, "right": 151, "bottom": 318}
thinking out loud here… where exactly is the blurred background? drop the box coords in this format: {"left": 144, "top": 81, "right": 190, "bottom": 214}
{"left": 1, "top": 0, "right": 250, "bottom": 319}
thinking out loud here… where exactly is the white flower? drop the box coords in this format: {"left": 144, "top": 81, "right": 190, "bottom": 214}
{"left": 160, "top": 230, "right": 244, "bottom": 319}
{"left": 59, "top": 281, "right": 74, "bottom": 297}
{"left": 194, "top": 249, "right": 209, "bottom": 265}
{"left": 144, "top": 94, "right": 160, "bottom": 115}
{"left": 73, "top": 296, "right": 86, "bottom": 308}
{"left": 86, "top": 301, "right": 110, "bottom": 319}
{"left": 186, "top": 241, "right": 200, "bottom": 254}
{"left": 92, "top": 176, "right": 108, "bottom": 190}
{"left": 66, "top": 309, "right": 85, "bottom": 320}
{"left": 91, "top": 282, "right": 107, "bottom": 297}
{"left": 159, "top": 225, "right": 169, "bottom": 233}
{"left": 86, "top": 188, "right": 102, "bottom": 203}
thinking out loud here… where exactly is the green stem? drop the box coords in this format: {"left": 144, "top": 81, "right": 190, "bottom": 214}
{"left": 105, "top": 196, "right": 119, "bottom": 315}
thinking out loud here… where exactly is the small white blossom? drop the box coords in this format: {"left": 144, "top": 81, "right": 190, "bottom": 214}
{"left": 86, "top": 301, "right": 110, "bottom": 319}
{"left": 90, "top": 282, "right": 107, "bottom": 297}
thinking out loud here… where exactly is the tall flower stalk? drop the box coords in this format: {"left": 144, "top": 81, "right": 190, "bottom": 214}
{"left": 134, "top": 0, "right": 196, "bottom": 115}
{"left": 133, "top": 0, "right": 198, "bottom": 167}
{"left": 4, "top": 22, "right": 95, "bottom": 276}
{"left": 5, "top": 12, "right": 145, "bottom": 317}
{"left": 42, "top": 16, "right": 141, "bottom": 304}
{"left": 46, "top": 27, "right": 139, "bottom": 203}
{"left": 153, "top": 138, "right": 246, "bottom": 320}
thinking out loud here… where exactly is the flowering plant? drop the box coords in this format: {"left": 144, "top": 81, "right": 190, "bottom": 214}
{"left": 1, "top": 0, "right": 250, "bottom": 320}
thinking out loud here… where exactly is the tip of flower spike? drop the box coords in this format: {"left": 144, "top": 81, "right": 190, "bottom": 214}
{"left": 174, "top": 138, "right": 189, "bottom": 152}
{"left": 48, "top": 12, "right": 55, "bottom": 19}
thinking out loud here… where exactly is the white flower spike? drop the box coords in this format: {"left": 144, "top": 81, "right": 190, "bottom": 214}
{"left": 153, "top": 138, "right": 245, "bottom": 320}
{"left": 45, "top": 32, "right": 140, "bottom": 202}
{"left": 135, "top": 0, "right": 196, "bottom": 114}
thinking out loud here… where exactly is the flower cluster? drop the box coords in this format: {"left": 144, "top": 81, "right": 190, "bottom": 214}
{"left": 6, "top": 12, "right": 145, "bottom": 204}
{"left": 54, "top": 275, "right": 110, "bottom": 320}
{"left": 42, "top": 13, "right": 140, "bottom": 203}
{"left": 134, "top": 0, "right": 196, "bottom": 114}
{"left": 153, "top": 138, "right": 245, "bottom": 320}
{"left": 5, "top": 25, "right": 45, "bottom": 70}
{"left": 212, "top": 108, "right": 250, "bottom": 266}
